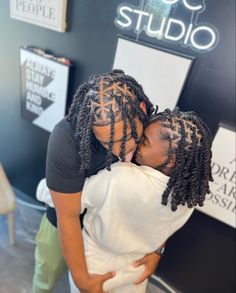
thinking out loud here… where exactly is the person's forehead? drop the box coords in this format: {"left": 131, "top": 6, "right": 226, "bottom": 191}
{"left": 145, "top": 120, "right": 163, "bottom": 137}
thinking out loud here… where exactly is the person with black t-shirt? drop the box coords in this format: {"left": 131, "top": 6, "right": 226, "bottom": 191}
{"left": 33, "top": 70, "right": 163, "bottom": 293}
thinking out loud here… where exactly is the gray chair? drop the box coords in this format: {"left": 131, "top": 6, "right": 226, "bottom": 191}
{"left": 0, "top": 163, "right": 16, "bottom": 245}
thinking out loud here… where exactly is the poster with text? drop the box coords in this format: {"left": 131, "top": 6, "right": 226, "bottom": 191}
{"left": 196, "top": 125, "right": 236, "bottom": 228}
{"left": 20, "top": 48, "right": 70, "bottom": 132}
{"left": 10, "top": 0, "right": 68, "bottom": 32}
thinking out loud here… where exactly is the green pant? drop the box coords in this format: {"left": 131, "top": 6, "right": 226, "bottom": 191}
{"left": 33, "top": 214, "right": 67, "bottom": 293}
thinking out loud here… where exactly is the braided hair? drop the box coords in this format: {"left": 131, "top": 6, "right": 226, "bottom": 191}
{"left": 151, "top": 108, "right": 213, "bottom": 211}
{"left": 67, "top": 70, "right": 154, "bottom": 171}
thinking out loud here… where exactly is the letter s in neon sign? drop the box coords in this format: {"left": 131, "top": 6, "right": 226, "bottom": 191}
{"left": 115, "top": 5, "right": 133, "bottom": 28}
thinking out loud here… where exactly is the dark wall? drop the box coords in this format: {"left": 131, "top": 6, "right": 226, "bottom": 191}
{"left": 0, "top": 1, "right": 235, "bottom": 292}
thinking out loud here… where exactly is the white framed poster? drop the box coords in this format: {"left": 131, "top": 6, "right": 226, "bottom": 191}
{"left": 10, "top": 0, "right": 68, "bottom": 32}
{"left": 20, "top": 48, "right": 71, "bottom": 132}
{"left": 197, "top": 124, "right": 236, "bottom": 228}
{"left": 113, "top": 37, "right": 194, "bottom": 111}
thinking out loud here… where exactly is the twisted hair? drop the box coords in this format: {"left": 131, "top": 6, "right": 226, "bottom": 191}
{"left": 151, "top": 108, "right": 213, "bottom": 211}
{"left": 67, "top": 70, "right": 154, "bottom": 171}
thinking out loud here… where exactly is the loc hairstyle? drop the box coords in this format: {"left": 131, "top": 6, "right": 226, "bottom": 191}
{"left": 151, "top": 108, "right": 213, "bottom": 211}
{"left": 67, "top": 70, "right": 154, "bottom": 171}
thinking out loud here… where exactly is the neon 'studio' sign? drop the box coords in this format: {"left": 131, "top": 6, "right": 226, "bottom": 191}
{"left": 115, "top": 0, "right": 219, "bottom": 52}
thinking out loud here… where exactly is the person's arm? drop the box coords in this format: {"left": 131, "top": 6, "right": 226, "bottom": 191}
{"left": 46, "top": 125, "right": 114, "bottom": 291}
{"left": 45, "top": 125, "right": 113, "bottom": 291}
{"left": 50, "top": 189, "right": 115, "bottom": 293}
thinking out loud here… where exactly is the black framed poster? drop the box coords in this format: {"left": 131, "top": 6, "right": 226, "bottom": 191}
{"left": 196, "top": 124, "right": 236, "bottom": 228}
{"left": 20, "top": 48, "right": 71, "bottom": 132}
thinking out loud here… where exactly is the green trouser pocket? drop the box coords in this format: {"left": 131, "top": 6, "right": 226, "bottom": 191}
{"left": 33, "top": 214, "right": 67, "bottom": 293}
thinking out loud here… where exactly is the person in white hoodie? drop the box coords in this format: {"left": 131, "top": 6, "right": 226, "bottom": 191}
{"left": 69, "top": 108, "right": 213, "bottom": 293}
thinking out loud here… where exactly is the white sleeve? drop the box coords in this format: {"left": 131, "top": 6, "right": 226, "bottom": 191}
{"left": 81, "top": 168, "right": 112, "bottom": 212}
{"left": 36, "top": 179, "right": 55, "bottom": 208}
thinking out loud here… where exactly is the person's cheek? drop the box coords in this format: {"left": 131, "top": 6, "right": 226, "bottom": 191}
{"left": 112, "top": 144, "right": 120, "bottom": 158}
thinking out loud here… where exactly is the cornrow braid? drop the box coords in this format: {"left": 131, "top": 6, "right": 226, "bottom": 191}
{"left": 186, "top": 112, "right": 214, "bottom": 200}
{"left": 171, "top": 120, "right": 188, "bottom": 210}
{"left": 119, "top": 106, "right": 128, "bottom": 161}
{"left": 151, "top": 108, "right": 213, "bottom": 211}
{"left": 106, "top": 108, "right": 115, "bottom": 171}
{"left": 112, "top": 75, "right": 154, "bottom": 119}
{"left": 118, "top": 94, "right": 140, "bottom": 143}
{"left": 66, "top": 70, "right": 153, "bottom": 171}
{"left": 84, "top": 112, "right": 94, "bottom": 170}
{"left": 67, "top": 82, "right": 92, "bottom": 123}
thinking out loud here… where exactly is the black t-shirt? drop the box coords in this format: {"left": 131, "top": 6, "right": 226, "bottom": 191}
{"left": 46, "top": 118, "right": 118, "bottom": 227}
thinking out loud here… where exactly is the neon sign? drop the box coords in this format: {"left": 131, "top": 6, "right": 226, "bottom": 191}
{"left": 115, "top": 0, "right": 219, "bottom": 52}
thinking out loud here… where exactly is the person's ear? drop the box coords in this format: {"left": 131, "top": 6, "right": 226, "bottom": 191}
{"left": 139, "top": 102, "right": 147, "bottom": 114}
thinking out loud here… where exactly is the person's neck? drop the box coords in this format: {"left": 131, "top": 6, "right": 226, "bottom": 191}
{"left": 159, "top": 166, "right": 172, "bottom": 176}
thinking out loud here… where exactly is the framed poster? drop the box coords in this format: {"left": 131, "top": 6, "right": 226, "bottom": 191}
{"left": 196, "top": 124, "right": 236, "bottom": 228}
{"left": 10, "top": 0, "right": 68, "bottom": 32}
{"left": 113, "top": 37, "right": 194, "bottom": 111}
{"left": 20, "top": 48, "right": 71, "bottom": 132}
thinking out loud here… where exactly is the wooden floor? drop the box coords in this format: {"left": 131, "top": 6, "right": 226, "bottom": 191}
{"left": 0, "top": 197, "right": 168, "bottom": 293}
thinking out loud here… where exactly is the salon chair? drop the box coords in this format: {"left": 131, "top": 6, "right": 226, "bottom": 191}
{"left": 0, "top": 163, "right": 16, "bottom": 245}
